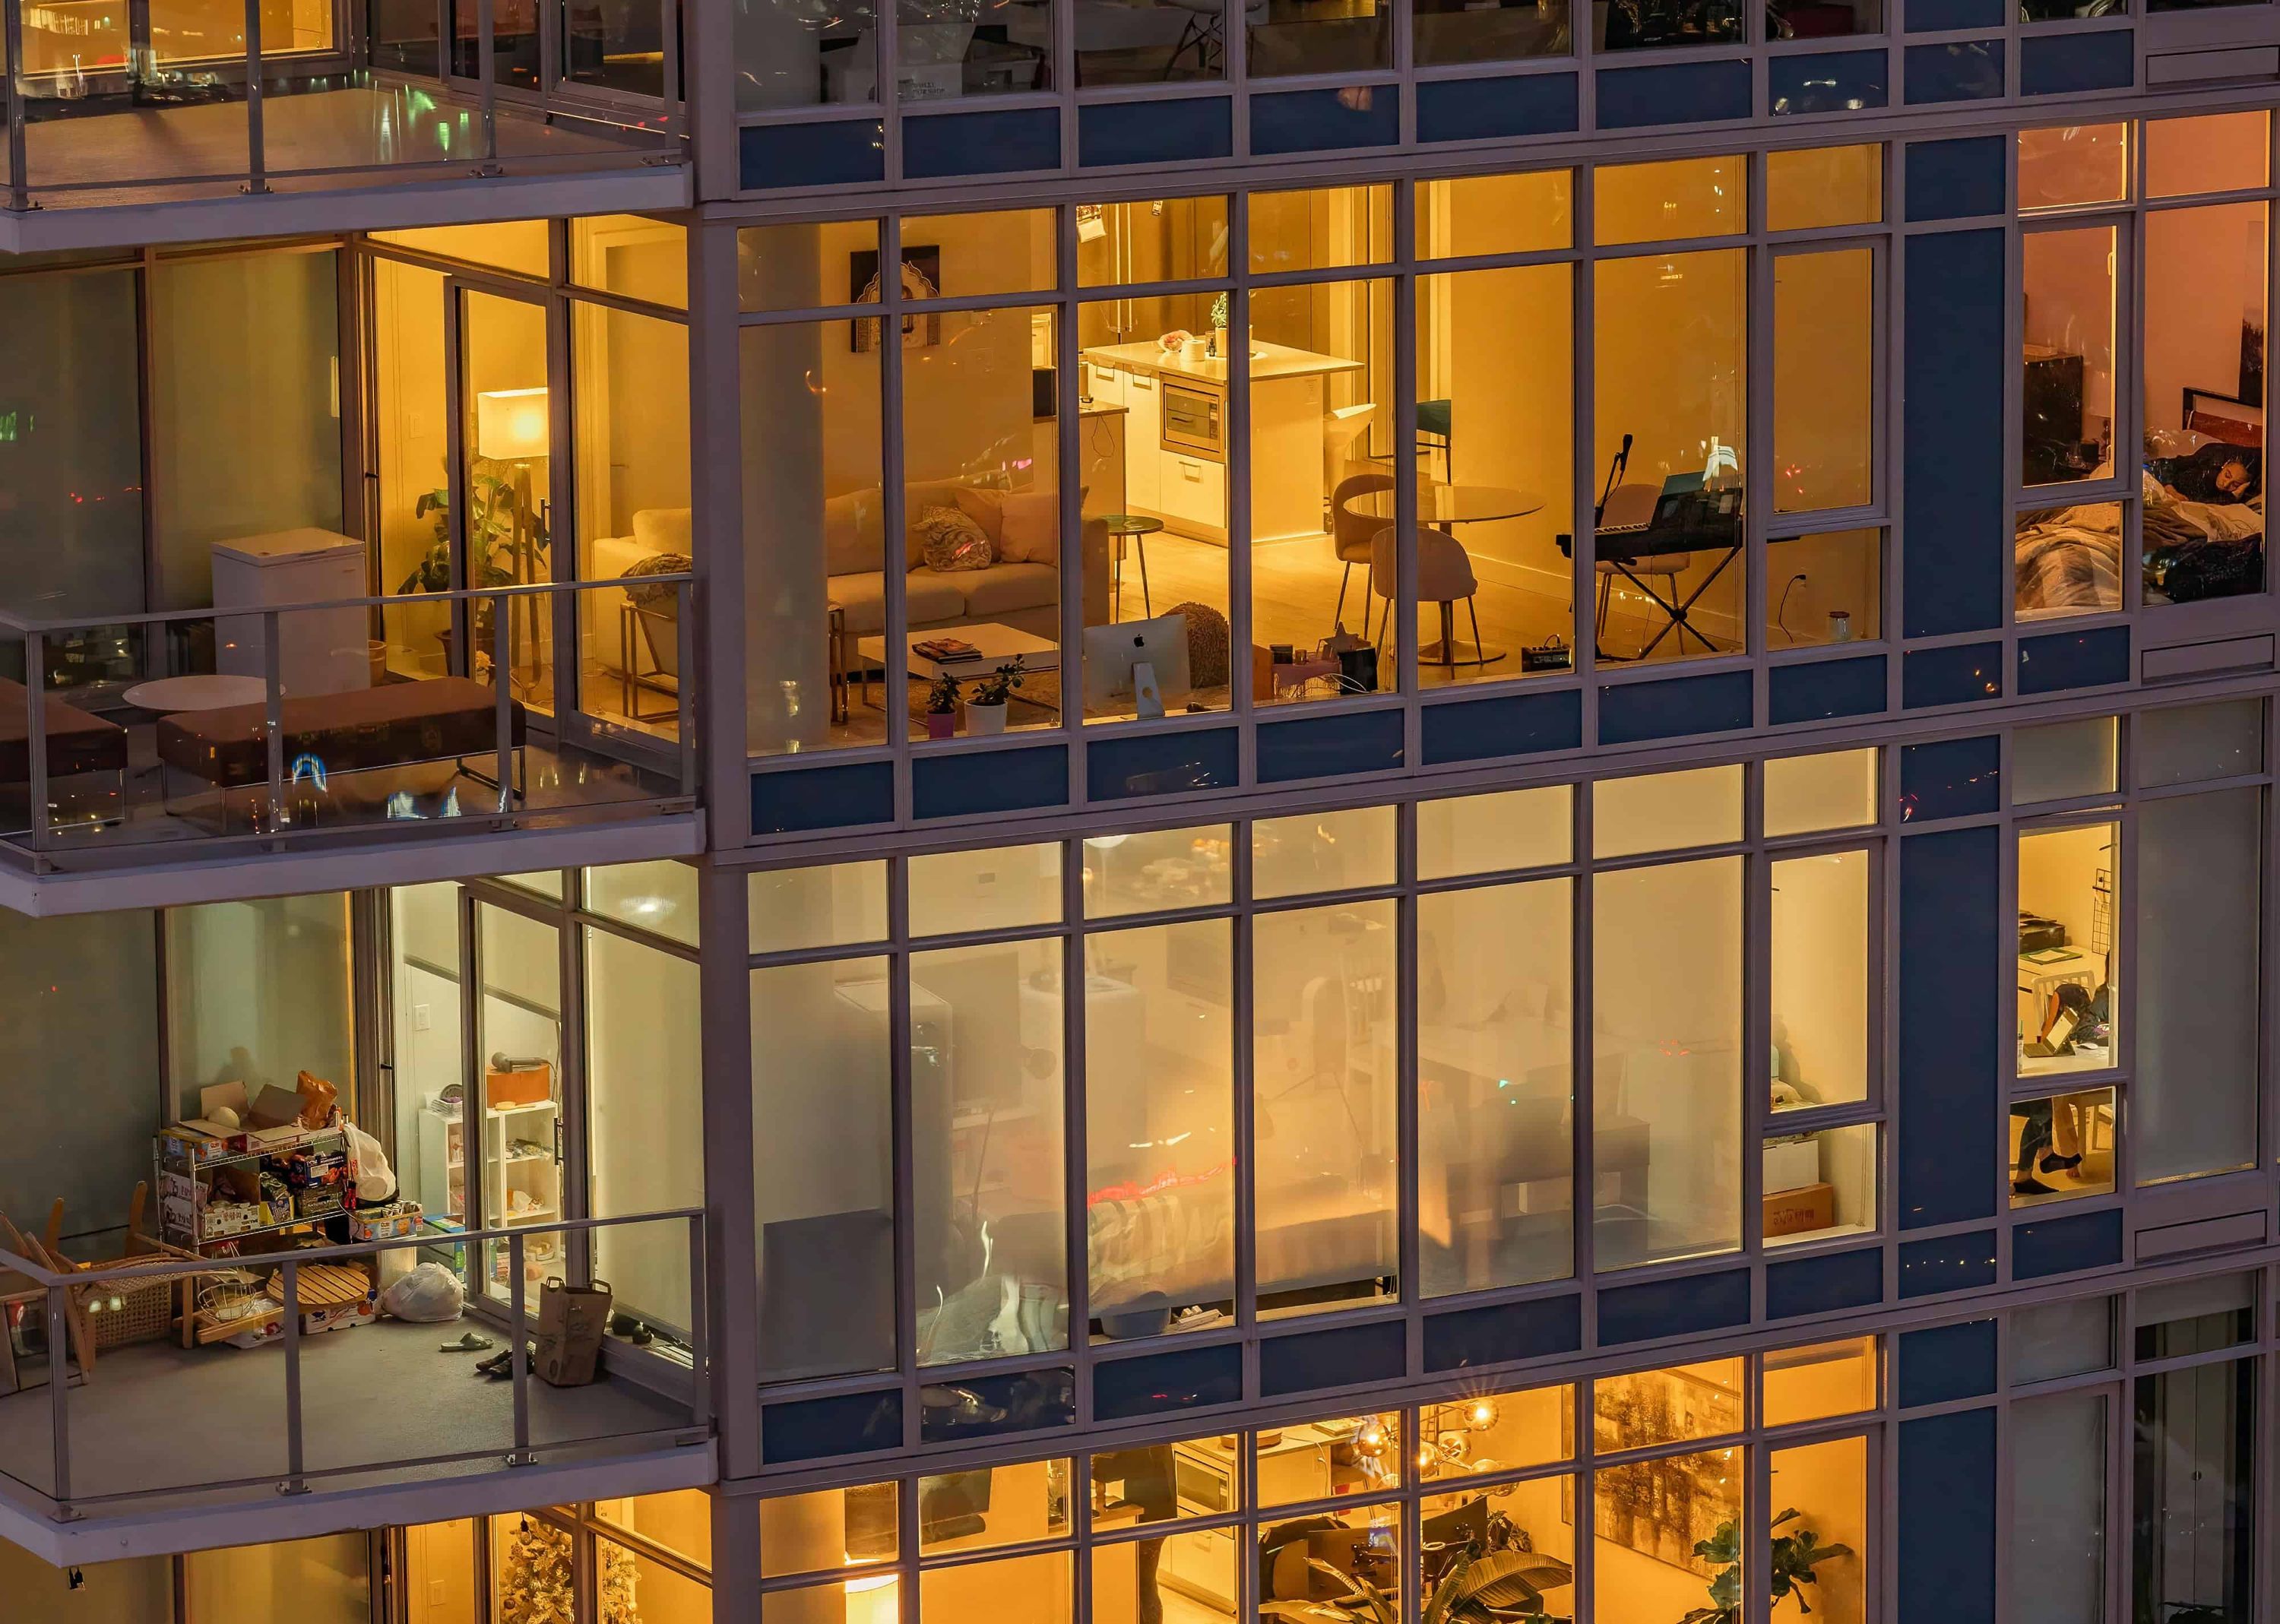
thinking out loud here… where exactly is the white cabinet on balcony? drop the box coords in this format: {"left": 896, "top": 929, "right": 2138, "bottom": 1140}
{"left": 211, "top": 527, "right": 369, "bottom": 698}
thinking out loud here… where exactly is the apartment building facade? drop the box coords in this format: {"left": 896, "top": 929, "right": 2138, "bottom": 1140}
{"left": 1, "top": 0, "right": 2279, "bottom": 1622}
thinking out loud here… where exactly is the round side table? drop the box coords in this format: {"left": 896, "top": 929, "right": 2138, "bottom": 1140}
{"left": 1100, "top": 514, "right": 1164, "bottom": 618}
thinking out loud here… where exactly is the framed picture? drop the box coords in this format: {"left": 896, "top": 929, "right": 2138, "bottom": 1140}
{"left": 851, "top": 245, "right": 943, "bottom": 353}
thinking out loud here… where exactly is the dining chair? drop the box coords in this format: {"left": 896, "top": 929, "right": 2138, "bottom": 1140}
{"left": 1331, "top": 473, "right": 1395, "bottom": 639}
{"left": 1369, "top": 524, "right": 1487, "bottom": 673}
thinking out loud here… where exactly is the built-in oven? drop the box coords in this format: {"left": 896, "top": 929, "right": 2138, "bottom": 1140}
{"left": 1161, "top": 376, "right": 1226, "bottom": 461}
{"left": 1173, "top": 1445, "right": 1237, "bottom": 1517}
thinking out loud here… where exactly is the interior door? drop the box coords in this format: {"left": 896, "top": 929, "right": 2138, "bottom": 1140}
{"left": 470, "top": 896, "right": 568, "bottom": 1307}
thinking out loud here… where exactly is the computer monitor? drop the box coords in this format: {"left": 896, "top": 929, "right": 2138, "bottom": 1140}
{"left": 1081, "top": 614, "right": 1192, "bottom": 718}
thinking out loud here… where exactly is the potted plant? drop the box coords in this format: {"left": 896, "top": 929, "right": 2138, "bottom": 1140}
{"left": 397, "top": 471, "right": 552, "bottom": 673}
{"left": 1678, "top": 1512, "right": 1852, "bottom": 1624}
{"left": 964, "top": 656, "right": 1024, "bottom": 736}
{"left": 1208, "top": 291, "right": 1230, "bottom": 358}
{"left": 1262, "top": 1547, "right": 1564, "bottom": 1624}
{"left": 923, "top": 670, "right": 961, "bottom": 740}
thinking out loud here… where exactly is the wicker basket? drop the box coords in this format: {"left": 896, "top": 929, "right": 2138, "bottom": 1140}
{"left": 78, "top": 1273, "right": 176, "bottom": 1349}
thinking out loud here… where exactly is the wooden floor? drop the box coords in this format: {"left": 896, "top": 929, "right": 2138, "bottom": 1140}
{"left": 821, "top": 526, "right": 1756, "bottom": 746}
{"left": 18, "top": 84, "right": 667, "bottom": 204}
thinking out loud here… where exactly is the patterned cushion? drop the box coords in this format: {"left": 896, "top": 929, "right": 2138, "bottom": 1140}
{"left": 912, "top": 505, "right": 993, "bottom": 572}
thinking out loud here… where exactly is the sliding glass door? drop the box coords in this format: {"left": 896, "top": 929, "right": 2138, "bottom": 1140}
{"left": 472, "top": 898, "right": 568, "bottom": 1306}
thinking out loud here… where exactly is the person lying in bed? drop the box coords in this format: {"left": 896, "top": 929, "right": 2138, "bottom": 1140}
{"left": 2147, "top": 442, "right": 2260, "bottom": 505}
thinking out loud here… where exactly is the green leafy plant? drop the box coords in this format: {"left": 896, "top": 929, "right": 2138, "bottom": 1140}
{"left": 1261, "top": 1550, "right": 1560, "bottom": 1624}
{"left": 925, "top": 670, "right": 961, "bottom": 716}
{"left": 394, "top": 469, "right": 553, "bottom": 597}
{"left": 1678, "top": 1512, "right": 1853, "bottom": 1624}
{"left": 971, "top": 656, "right": 1026, "bottom": 707}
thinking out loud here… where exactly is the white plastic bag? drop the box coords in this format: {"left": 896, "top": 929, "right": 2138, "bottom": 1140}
{"left": 378, "top": 1261, "right": 464, "bottom": 1323}
{"left": 345, "top": 1120, "right": 396, "bottom": 1203}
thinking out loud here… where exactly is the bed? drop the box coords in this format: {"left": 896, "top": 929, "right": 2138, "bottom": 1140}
{"left": 2014, "top": 442, "right": 2264, "bottom": 617}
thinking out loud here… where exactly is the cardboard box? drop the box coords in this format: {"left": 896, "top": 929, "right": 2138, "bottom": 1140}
{"left": 534, "top": 1277, "right": 613, "bottom": 1387}
{"left": 347, "top": 1201, "right": 423, "bottom": 1242}
{"left": 1763, "top": 1181, "right": 1836, "bottom": 1238}
{"left": 485, "top": 1062, "right": 553, "bottom": 1110}
{"left": 1763, "top": 1138, "right": 1822, "bottom": 1194}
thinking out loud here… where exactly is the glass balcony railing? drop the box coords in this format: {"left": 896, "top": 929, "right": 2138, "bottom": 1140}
{"left": 0, "top": 574, "right": 698, "bottom": 862}
{"left": 0, "top": 1208, "right": 709, "bottom": 1519}
{"left": 0, "top": 0, "right": 682, "bottom": 211}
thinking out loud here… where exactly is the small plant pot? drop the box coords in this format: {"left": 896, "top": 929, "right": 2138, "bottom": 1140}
{"left": 966, "top": 700, "right": 1009, "bottom": 736}
{"left": 925, "top": 711, "right": 957, "bottom": 741}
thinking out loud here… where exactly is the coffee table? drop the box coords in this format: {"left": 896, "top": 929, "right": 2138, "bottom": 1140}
{"left": 122, "top": 674, "right": 270, "bottom": 712}
{"left": 854, "top": 625, "right": 1062, "bottom": 720}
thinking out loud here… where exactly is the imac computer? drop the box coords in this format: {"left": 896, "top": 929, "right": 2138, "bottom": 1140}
{"left": 1081, "top": 614, "right": 1192, "bottom": 718}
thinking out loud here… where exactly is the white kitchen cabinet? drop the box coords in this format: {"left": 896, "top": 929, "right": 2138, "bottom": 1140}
{"left": 1157, "top": 452, "right": 1227, "bottom": 534}
{"left": 1122, "top": 369, "right": 1161, "bottom": 511}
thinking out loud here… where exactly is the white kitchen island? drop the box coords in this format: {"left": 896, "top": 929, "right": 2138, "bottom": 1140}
{"left": 1081, "top": 339, "right": 1364, "bottom": 545}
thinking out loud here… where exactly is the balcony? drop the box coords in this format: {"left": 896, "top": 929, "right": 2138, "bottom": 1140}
{"left": 0, "top": 575, "right": 701, "bottom": 908}
{"left": 0, "top": 0, "right": 686, "bottom": 249}
{"left": 0, "top": 1210, "right": 711, "bottom": 1561}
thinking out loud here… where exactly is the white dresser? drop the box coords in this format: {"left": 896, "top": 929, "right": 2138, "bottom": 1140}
{"left": 211, "top": 527, "right": 370, "bottom": 698}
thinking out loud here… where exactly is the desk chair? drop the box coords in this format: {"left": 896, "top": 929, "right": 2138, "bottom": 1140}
{"left": 1591, "top": 483, "right": 1695, "bottom": 653}
{"left": 1332, "top": 473, "right": 1395, "bottom": 639}
{"left": 1370, "top": 524, "right": 1490, "bottom": 673}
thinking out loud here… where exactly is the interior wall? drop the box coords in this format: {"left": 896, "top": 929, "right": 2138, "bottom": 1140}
{"left": 1769, "top": 850, "right": 1869, "bottom": 1104}
{"left": 0, "top": 909, "right": 162, "bottom": 1243}
{"left": 2017, "top": 823, "right": 2114, "bottom": 950}
{"left": 2145, "top": 203, "right": 2267, "bottom": 433}
{"left": 0, "top": 1534, "right": 172, "bottom": 1624}
{"left": 404, "top": 1521, "right": 480, "bottom": 1624}
{"left": 164, "top": 894, "right": 356, "bottom": 1124}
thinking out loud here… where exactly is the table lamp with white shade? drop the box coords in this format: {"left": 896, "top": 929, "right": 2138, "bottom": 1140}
{"left": 474, "top": 385, "right": 551, "bottom": 683}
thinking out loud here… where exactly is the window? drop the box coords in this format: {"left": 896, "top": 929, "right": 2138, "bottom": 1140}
{"left": 2132, "top": 1362, "right": 2256, "bottom": 1624}
{"left": 2011, "top": 1393, "right": 2107, "bottom": 1624}
{"left": 2020, "top": 226, "right": 2118, "bottom": 489}
{"left": 1766, "top": 146, "right": 1883, "bottom": 230}
{"left": 1416, "top": 172, "right": 1575, "bottom": 259}
{"left": 1249, "top": 0, "right": 1389, "bottom": 74}
{"left": 1772, "top": 247, "right": 1875, "bottom": 514}
{"left": 1414, "top": 0, "right": 1569, "bottom": 63}
{"left": 2013, "top": 716, "right": 2118, "bottom": 804}
{"left": 2009, "top": 1087, "right": 2117, "bottom": 1208}
{"left": 2016, "top": 821, "right": 2120, "bottom": 1078}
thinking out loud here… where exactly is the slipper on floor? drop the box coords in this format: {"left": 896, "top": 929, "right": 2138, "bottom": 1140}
{"left": 442, "top": 1331, "right": 496, "bottom": 1353}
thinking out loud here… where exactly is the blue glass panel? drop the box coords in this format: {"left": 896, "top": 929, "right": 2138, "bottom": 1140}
{"left": 762, "top": 1388, "right": 902, "bottom": 1463}
{"left": 1903, "top": 642, "right": 2003, "bottom": 708}
{"left": 919, "top": 1369, "right": 1075, "bottom": 1443}
{"left": 1596, "top": 59, "right": 1752, "bottom": 128}
{"left": 2021, "top": 29, "right": 2133, "bottom": 96}
{"left": 2014, "top": 1208, "right": 2124, "bottom": 1279}
{"left": 1421, "top": 689, "right": 1582, "bottom": 765}
{"left": 1903, "top": 230, "right": 2004, "bottom": 634}
{"left": 1088, "top": 726, "right": 1239, "bottom": 799}
{"left": 1260, "top": 1319, "right": 1406, "bottom": 1397}
{"left": 1770, "top": 49, "right": 1888, "bottom": 115}
{"left": 1898, "top": 1410, "right": 1997, "bottom": 1624}
{"left": 914, "top": 744, "right": 1067, "bottom": 821}
{"left": 1597, "top": 671, "right": 1752, "bottom": 745}
{"left": 1423, "top": 1294, "right": 1583, "bottom": 1372}
{"left": 2018, "top": 627, "right": 2130, "bottom": 695}
{"left": 1257, "top": 708, "right": 1404, "bottom": 783}
{"left": 741, "top": 119, "right": 885, "bottom": 189}
{"left": 1897, "top": 1319, "right": 1997, "bottom": 1407}
{"left": 1417, "top": 72, "right": 1579, "bottom": 141}
{"left": 1769, "top": 655, "right": 1884, "bottom": 724}
{"left": 1905, "top": 135, "right": 2006, "bottom": 220}
{"left": 1093, "top": 1342, "right": 1244, "bottom": 1421}
{"left": 1598, "top": 1268, "right": 1750, "bottom": 1346}
{"left": 1081, "top": 97, "right": 1233, "bottom": 167}
{"left": 1766, "top": 1246, "right": 1883, "bottom": 1319}
{"left": 752, "top": 760, "right": 893, "bottom": 835}
{"left": 1898, "top": 826, "right": 2000, "bottom": 1227}
{"left": 1905, "top": 40, "right": 2004, "bottom": 103}
{"left": 903, "top": 107, "right": 1059, "bottom": 179}
{"left": 1905, "top": 0, "right": 2001, "bottom": 29}
{"left": 1898, "top": 1229, "right": 1997, "bottom": 1296}
{"left": 1251, "top": 85, "right": 1400, "bottom": 154}
{"left": 1898, "top": 735, "right": 1998, "bottom": 820}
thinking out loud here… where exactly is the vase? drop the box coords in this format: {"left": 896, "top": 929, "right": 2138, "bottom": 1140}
{"left": 966, "top": 700, "right": 1008, "bottom": 736}
{"left": 925, "top": 711, "right": 956, "bottom": 740}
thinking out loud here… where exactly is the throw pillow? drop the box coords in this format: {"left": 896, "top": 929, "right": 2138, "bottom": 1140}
{"left": 952, "top": 485, "right": 1008, "bottom": 545}
{"left": 996, "top": 490, "right": 1061, "bottom": 564}
{"left": 912, "top": 505, "right": 993, "bottom": 572}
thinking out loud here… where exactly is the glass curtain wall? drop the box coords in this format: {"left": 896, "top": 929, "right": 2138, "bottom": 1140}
{"left": 747, "top": 746, "right": 1887, "bottom": 1385}
{"left": 737, "top": 145, "right": 1903, "bottom": 761}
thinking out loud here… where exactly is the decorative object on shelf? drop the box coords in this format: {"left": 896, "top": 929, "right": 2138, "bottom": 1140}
{"left": 924, "top": 670, "right": 961, "bottom": 739}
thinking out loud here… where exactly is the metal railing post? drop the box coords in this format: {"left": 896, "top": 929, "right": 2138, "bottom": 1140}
{"left": 686, "top": 1214, "right": 710, "bottom": 1427}
{"left": 46, "top": 1280, "right": 71, "bottom": 1513}
{"left": 474, "top": 0, "right": 499, "bottom": 172}
{"left": 493, "top": 590, "right": 514, "bottom": 816}
{"left": 262, "top": 609, "right": 285, "bottom": 838}
{"left": 675, "top": 581, "right": 696, "bottom": 793}
{"left": 240, "top": 0, "right": 266, "bottom": 194}
{"left": 24, "top": 629, "right": 47, "bottom": 855}
{"left": 3, "top": 0, "right": 30, "bottom": 211}
{"left": 507, "top": 1230, "right": 531, "bottom": 1464}
{"left": 279, "top": 1259, "right": 308, "bottom": 1494}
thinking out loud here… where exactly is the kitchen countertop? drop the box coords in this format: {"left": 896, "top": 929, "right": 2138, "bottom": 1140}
{"left": 1083, "top": 338, "right": 1364, "bottom": 385}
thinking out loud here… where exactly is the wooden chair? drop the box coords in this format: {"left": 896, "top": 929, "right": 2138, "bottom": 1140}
{"left": 0, "top": 1208, "right": 93, "bottom": 1391}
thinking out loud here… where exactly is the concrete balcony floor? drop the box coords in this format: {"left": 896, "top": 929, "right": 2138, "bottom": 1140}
{"left": 0, "top": 1316, "right": 710, "bottom": 1551}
